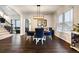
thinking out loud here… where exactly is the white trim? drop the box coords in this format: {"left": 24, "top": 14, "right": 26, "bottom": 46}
{"left": 70, "top": 46, "right": 79, "bottom": 52}
{"left": 72, "top": 31, "right": 79, "bottom": 35}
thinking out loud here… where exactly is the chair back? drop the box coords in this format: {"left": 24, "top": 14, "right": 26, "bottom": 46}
{"left": 49, "top": 27, "right": 52, "bottom": 31}
{"left": 35, "top": 28, "right": 44, "bottom": 38}
{"left": 49, "top": 27, "right": 54, "bottom": 36}
{"left": 25, "top": 28, "right": 34, "bottom": 36}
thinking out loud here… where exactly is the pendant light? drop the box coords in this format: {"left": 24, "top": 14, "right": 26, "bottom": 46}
{"left": 33, "top": 5, "right": 44, "bottom": 19}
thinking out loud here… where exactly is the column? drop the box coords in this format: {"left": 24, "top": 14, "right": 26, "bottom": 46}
{"left": 20, "top": 15, "right": 25, "bottom": 35}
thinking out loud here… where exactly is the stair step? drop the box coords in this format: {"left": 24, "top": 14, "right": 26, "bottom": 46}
{"left": 0, "top": 34, "right": 12, "bottom": 40}
{"left": 0, "top": 26, "right": 12, "bottom": 40}
{"left": 0, "top": 32, "right": 9, "bottom": 35}
{"left": 0, "top": 27, "right": 10, "bottom": 33}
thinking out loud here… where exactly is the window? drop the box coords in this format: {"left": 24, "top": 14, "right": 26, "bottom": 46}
{"left": 16, "top": 20, "right": 20, "bottom": 27}
{"left": 57, "top": 8, "right": 73, "bottom": 32}
{"left": 11, "top": 19, "right": 20, "bottom": 32}
{"left": 57, "top": 14, "right": 63, "bottom": 32}
{"left": 64, "top": 9, "right": 73, "bottom": 32}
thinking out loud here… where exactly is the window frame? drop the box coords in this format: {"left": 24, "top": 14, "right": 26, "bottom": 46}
{"left": 57, "top": 8, "right": 74, "bottom": 33}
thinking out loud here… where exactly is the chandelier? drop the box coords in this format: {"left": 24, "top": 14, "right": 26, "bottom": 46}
{"left": 33, "top": 5, "right": 44, "bottom": 19}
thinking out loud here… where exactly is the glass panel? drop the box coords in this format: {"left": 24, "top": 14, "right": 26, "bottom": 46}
{"left": 57, "top": 8, "right": 73, "bottom": 32}
{"left": 12, "top": 20, "right": 16, "bottom": 27}
{"left": 57, "top": 14, "right": 63, "bottom": 32}
{"left": 16, "top": 20, "right": 20, "bottom": 27}
{"left": 11, "top": 19, "right": 20, "bottom": 34}
{"left": 64, "top": 9, "right": 73, "bottom": 32}
{"left": 59, "top": 14, "right": 63, "bottom": 23}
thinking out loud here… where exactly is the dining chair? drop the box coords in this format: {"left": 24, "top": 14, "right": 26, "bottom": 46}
{"left": 26, "top": 28, "right": 35, "bottom": 40}
{"left": 33, "top": 28, "right": 46, "bottom": 45}
{"left": 49, "top": 27, "right": 54, "bottom": 36}
{"left": 44, "top": 31, "right": 52, "bottom": 40}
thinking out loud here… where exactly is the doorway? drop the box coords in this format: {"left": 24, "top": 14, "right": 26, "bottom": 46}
{"left": 11, "top": 19, "right": 20, "bottom": 34}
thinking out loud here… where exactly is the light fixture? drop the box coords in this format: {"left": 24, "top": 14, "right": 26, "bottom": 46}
{"left": 33, "top": 5, "right": 44, "bottom": 19}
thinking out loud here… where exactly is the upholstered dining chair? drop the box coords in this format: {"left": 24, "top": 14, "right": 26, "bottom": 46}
{"left": 33, "top": 28, "right": 46, "bottom": 45}
{"left": 26, "top": 29, "right": 35, "bottom": 40}
{"left": 44, "top": 31, "right": 52, "bottom": 40}
{"left": 49, "top": 27, "right": 54, "bottom": 36}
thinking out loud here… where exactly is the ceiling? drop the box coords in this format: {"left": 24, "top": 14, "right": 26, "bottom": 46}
{"left": 8, "top": 5, "right": 60, "bottom": 15}
{"left": 0, "top": 5, "right": 61, "bottom": 19}
{"left": 0, "top": 5, "right": 20, "bottom": 19}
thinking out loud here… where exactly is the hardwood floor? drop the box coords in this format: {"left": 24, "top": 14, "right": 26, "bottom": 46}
{"left": 0, "top": 34, "right": 78, "bottom": 53}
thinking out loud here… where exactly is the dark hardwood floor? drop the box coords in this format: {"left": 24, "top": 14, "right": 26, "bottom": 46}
{"left": 0, "top": 34, "right": 78, "bottom": 53}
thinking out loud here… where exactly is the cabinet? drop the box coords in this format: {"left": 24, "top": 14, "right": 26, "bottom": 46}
{"left": 71, "top": 31, "right": 79, "bottom": 51}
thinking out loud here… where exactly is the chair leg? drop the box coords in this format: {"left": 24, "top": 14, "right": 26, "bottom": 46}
{"left": 50, "top": 36, "right": 52, "bottom": 40}
{"left": 42, "top": 38, "right": 44, "bottom": 45}
{"left": 35, "top": 38, "right": 37, "bottom": 45}
{"left": 44, "top": 36, "right": 46, "bottom": 40}
{"left": 33, "top": 38, "right": 38, "bottom": 45}
{"left": 48, "top": 36, "right": 52, "bottom": 40}
{"left": 36, "top": 38, "right": 41, "bottom": 45}
{"left": 33, "top": 36, "right": 35, "bottom": 41}
{"left": 33, "top": 38, "right": 35, "bottom": 41}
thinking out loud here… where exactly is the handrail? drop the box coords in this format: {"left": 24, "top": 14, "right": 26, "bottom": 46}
{"left": 5, "top": 20, "right": 12, "bottom": 25}
{"left": 4, "top": 19, "right": 13, "bottom": 33}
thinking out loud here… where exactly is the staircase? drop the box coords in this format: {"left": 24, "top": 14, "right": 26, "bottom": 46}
{"left": 0, "top": 27, "right": 12, "bottom": 40}
{"left": 0, "top": 18, "right": 13, "bottom": 40}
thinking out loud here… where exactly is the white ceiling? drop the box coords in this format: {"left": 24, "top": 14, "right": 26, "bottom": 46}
{"left": 0, "top": 5, "right": 61, "bottom": 19}
{"left": 9, "top": 5, "right": 60, "bottom": 15}
{"left": 0, "top": 5, "right": 20, "bottom": 19}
